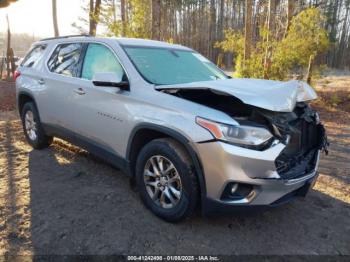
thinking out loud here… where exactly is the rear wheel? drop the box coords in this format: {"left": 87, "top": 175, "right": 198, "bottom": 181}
{"left": 135, "top": 138, "right": 199, "bottom": 222}
{"left": 21, "top": 102, "right": 53, "bottom": 149}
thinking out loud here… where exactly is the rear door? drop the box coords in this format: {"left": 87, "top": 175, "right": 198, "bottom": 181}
{"left": 41, "top": 42, "right": 86, "bottom": 130}
{"left": 17, "top": 44, "right": 48, "bottom": 112}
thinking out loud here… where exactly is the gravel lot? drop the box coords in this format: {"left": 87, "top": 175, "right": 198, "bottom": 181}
{"left": 0, "top": 79, "right": 349, "bottom": 255}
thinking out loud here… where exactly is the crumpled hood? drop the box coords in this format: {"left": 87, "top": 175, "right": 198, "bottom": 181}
{"left": 156, "top": 78, "right": 317, "bottom": 112}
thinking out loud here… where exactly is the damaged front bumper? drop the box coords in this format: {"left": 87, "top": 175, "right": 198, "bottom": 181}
{"left": 194, "top": 101, "right": 328, "bottom": 214}
{"left": 196, "top": 141, "right": 320, "bottom": 206}
{"left": 202, "top": 172, "right": 319, "bottom": 215}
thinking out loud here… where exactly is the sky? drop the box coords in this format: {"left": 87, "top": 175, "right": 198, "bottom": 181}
{"left": 0, "top": 0, "right": 89, "bottom": 37}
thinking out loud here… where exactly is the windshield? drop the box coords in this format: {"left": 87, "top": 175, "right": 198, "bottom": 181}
{"left": 123, "top": 46, "right": 228, "bottom": 85}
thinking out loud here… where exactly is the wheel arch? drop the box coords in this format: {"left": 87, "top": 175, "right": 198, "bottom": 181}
{"left": 17, "top": 91, "right": 37, "bottom": 116}
{"left": 126, "top": 123, "right": 207, "bottom": 201}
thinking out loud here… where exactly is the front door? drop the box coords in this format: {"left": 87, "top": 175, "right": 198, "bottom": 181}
{"left": 68, "top": 42, "right": 130, "bottom": 157}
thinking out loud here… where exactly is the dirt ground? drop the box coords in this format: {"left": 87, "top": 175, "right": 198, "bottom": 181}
{"left": 0, "top": 78, "right": 349, "bottom": 255}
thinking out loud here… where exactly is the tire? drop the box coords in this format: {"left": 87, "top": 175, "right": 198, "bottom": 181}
{"left": 135, "top": 138, "right": 199, "bottom": 222}
{"left": 21, "top": 102, "right": 53, "bottom": 149}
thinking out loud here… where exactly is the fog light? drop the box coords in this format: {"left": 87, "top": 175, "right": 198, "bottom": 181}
{"left": 221, "top": 182, "right": 254, "bottom": 201}
{"left": 230, "top": 183, "right": 238, "bottom": 194}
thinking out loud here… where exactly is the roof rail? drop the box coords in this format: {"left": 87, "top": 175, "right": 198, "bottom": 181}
{"left": 39, "top": 34, "right": 92, "bottom": 42}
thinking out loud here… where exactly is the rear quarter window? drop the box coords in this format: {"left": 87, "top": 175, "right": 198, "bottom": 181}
{"left": 47, "top": 43, "right": 83, "bottom": 77}
{"left": 21, "top": 45, "right": 47, "bottom": 68}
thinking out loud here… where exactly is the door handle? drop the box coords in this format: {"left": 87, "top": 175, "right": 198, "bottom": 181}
{"left": 74, "top": 88, "right": 86, "bottom": 95}
{"left": 38, "top": 79, "right": 45, "bottom": 85}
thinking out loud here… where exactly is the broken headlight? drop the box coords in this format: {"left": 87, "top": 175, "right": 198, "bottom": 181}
{"left": 196, "top": 117, "right": 273, "bottom": 148}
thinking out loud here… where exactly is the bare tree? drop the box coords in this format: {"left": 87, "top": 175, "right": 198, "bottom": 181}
{"left": 336, "top": 2, "right": 349, "bottom": 67}
{"left": 284, "top": 0, "right": 294, "bottom": 37}
{"left": 0, "top": 0, "right": 18, "bottom": 8}
{"left": 208, "top": 0, "right": 217, "bottom": 60}
{"left": 264, "top": 0, "right": 276, "bottom": 79}
{"left": 52, "top": 0, "right": 59, "bottom": 37}
{"left": 6, "top": 15, "right": 11, "bottom": 78}
{"left": 151, "top": 0, "right": 161, "bottom": 40}
{"left": 6, "top": 15, "right": 15, "bottom": 80}
{"left": 111, "top": 0, "right": 116, "bottom": 24}
{"left": 306, "top": 53, "right": 315, "bottom": 84}
{"left": 120, "top": 0, "right": 126, "bottom": 37}
{"left": 244, "top": 0, "right": 253, "bottom": 61}
{"left": 94, "top": 0, "right": 350, "bottom": 70}
{"left": 0, "top": 51, "right": 4, "bottom": 79}
{"left": 89, "top": 0, "right": 102, "bottom": 36}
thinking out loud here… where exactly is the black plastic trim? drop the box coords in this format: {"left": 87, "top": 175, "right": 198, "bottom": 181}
{"left": 78, "top": 43, "right": 89, "bottom": 78}
{"left": 120, "top": 44, "right": 193, "bottom": 52}
{"left": 42, "top": 123, "right": 129, "bottom": 172}
{"left": 92, "top": 80, "right": 130, "bottom": 90}
{"left": 39, "top": 34, "right": 92, "bottom": 42}
{"left": 17, "top": 91, "right": 36, "bottom": 114}
{"left": 126, "top": 123, "right": 207, "bottom": 202}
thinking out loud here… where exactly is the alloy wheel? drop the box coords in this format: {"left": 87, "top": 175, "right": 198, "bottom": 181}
{"left": 24, "top": 110, "right": 37, "bottom": 141}
{"left": 143, "top": 155, "right": 182, "bottom": 209}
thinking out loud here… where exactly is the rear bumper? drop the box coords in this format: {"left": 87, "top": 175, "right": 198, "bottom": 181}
{"left": 202, "top": 172, "right": 318, "bottom": 215}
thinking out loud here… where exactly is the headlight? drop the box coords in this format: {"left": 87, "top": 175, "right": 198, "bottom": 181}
{"left": 196, "top": 117, "right": 273, "bottom": 147}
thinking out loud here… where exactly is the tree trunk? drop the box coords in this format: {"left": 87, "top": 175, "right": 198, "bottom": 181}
{"left": 0, "top": 52, "right": 4, "bottom": 80}
{"left": 9, "top": 47, "right": 15, "bottom": 77}
{"left": 120, "top": 0, "right": 126, "bottom": 36}
{"left": 306, "top": 54, "right": 315, "bottom": 84}
{"left": 337, "top": 5, "right": 349, "bottom": 68}
{"left": 151, "top": 0, "right": 161, "bottom": 40}
{"left": 111, "top": 0, "right": 116, "bottom": 24}
{"left": 284, "top": 0, "right": 294, "bottom": 38}
{"left": 89, "top": 0, "right": 94, "bottom": 35}
{"left": 244, "top": 0, "right": 253, "bottom": 61}
{"left": 52, "top": 0, "right": 59, "bottom": 37}
{"left": 6, "top": 14, "right": 11, "bottom": 80}
{"left": 263, "top": 0, "right": 276, "bottom": 79}
{"left": 209, "top": 0, "right": 216, "bottom": 61}
{"left": 329, "top": 0, "right": 340, "bottom": 67}
{"left": 89, "top": 0, "right": 101, "bottom": 36}
{"left": 217, "top": 0, "right": 225, "bottom": 40}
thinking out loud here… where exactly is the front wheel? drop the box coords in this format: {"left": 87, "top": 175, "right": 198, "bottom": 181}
{"left": 135, "top": 138, "right": 199, "bottom": 222}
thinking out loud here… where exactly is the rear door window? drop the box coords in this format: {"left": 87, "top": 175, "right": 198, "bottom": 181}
{"left": 21, "top": 45, "right": 47, "bottom": 68}
{"left": 47, "top": 43, "right": 83, "bottom": 77}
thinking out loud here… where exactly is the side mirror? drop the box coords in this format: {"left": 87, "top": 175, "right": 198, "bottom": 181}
{"left": 92, "top": 72, "right": 129, "bottom": 90}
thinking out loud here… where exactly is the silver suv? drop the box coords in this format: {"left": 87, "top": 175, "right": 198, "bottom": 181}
{"left": 16, "top": 36, "right": 328, "bottom": 221}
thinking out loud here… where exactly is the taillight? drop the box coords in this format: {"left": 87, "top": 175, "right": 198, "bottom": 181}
{"left": 13, "top": 70, "right": 21, "bottom": 81}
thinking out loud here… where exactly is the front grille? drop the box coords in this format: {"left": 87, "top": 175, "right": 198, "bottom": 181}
{"left": 275, "top": 119, "right": 322, "bottom": 180}
{"left": 251, "top": 103, "right": 327, "bottom": 180}
{"left": 301, "top": 120, "right": 320, "bottom": 153}
{"left": 276, "top": 149, "right": 318, "bottom": 180}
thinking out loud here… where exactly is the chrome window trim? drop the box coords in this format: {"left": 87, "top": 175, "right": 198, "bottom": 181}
{"left": 44, "top": 40, "right": 131, "bottom": 87}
